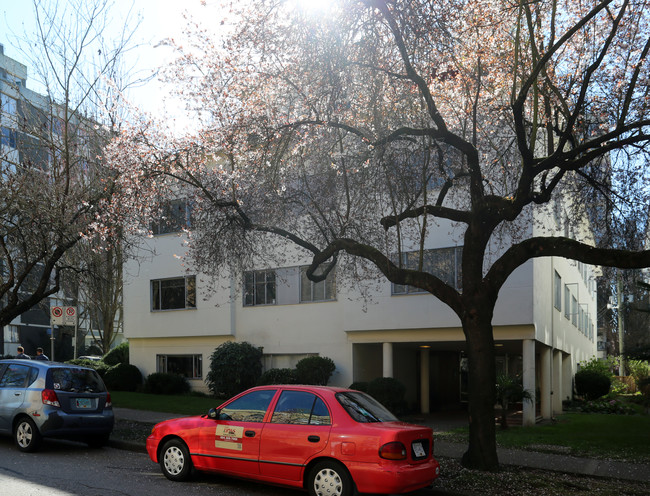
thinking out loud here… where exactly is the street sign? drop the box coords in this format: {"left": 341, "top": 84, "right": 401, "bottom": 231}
{"left": 50, "top": 306, "right": 77, "bottom": 326}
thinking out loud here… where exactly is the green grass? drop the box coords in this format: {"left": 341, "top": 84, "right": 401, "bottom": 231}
{"left": 495, "top": 413, "right": 650, "bottom": 462}
{"left": 111, "top": 391, "right": 221, "bottom": 416}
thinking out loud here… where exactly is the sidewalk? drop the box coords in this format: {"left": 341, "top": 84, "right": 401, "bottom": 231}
{"left": 112, "top": 407, "right": 650, "bottom": 483}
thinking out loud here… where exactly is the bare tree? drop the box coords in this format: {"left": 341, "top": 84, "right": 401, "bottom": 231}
{"left": 108, "top": 0, "right": 650, "bottom": 470}
{"left": 0, "top": 0, "right": 140, "bottom": 337}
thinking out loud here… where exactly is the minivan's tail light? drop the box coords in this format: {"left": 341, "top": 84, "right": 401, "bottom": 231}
{"left": 379, "top": 441, "right": 407, "bottom": 460}
{"left": 42, "top": 389, "right": 61, "bottom": 407}
{"left": 105, "top": 392, "right": 112, "bottom": 408}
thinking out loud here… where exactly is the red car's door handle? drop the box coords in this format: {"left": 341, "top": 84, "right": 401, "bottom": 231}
{"left": 245, "top": 430, "right": 256, "bottom": 437}
{"left": 308, "top": 435, "right": 320, "bottom": 443}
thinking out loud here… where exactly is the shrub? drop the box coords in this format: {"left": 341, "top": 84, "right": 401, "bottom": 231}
{"left": 579, "top": 398, "right": 638, "bottom": 415}
{"left": 258, "top": 368, "right": 297, "bottom": 385}
{"left": 295, "top": 356, "right": 336, "bottom": 385}
{"left": 144, "top": 372, "right": 190, "bottom": 395}
{"left": 66, "top": 359, "right": 110, "bottom": 377}
{"left": 366, "top": 377, "right": 407, "bottom": 415}
{"left": 103, "top": 342, "right": 129, "bottom": 366}
{"left": 628, "top": 360, "right": 650, "bottom": 390}
{"left": 349, "top": 381, "right": 369, "bottom": 392}
{"left": 205, "top": 341, "right": 263, "bottom": 397}
{"left": 103, "top": 363, "right": 142, "bottom": 391}
{"left": 575, "top": 369, "right": 611, "bottom": 400}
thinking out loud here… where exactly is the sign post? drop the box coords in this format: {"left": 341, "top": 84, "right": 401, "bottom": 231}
{"left": 50, "top": 306, "right": 78, "bottom": 361}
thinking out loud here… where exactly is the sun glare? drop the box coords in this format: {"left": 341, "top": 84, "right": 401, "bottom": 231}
{"left": 289, "top": 0, "right": 337, "bottom": 17}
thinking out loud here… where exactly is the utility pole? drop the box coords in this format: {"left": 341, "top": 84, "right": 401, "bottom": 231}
{"left": 617, "top": 276, "right": 625, "bottom": 377}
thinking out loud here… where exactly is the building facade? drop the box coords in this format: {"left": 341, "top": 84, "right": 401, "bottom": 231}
{"left": 124, "top": 198, "right": 597, "bottom": 426}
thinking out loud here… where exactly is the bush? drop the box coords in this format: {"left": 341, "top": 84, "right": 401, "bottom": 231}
{"left": 144, "top": 372, "right": 190, "bottom": 395}
{"left": 66, "top": 359, "right": 110, "bottom": 377}
{"left": 295, "top": 356, "right": 336, "bottom": 385}
{"left": 628, "top": 360, "right": 650, "bottom": 390}
{"left": 579, "top": 398, "right": 638, "bottom": 415}
{"left": 575, "top": 368, "right": 611, "bottom": 400}
{"left": 103, "top": 342, "right": 129, "bottom": 366}
{"left": 258, "top": 368, "right": 297, "bottom": 385}
{"left": 103, "top": 363, "right": 142, "bottom": 391}
{"left": 366, "top": 377, "right": 407, "bottom": 415}
{"left": 349, "top": 381, "right": 369, "bottom": 392}
{"left": 205, "top": 341, "right": 263, "bottom": 397}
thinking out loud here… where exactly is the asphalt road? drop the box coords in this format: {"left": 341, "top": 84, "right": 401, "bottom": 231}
{"left": 0, "top": 436, "right": 448, "bottom": 496}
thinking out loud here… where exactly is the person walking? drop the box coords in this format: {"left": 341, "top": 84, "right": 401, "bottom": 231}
{"left": 34, "top": 347, "right": 50, "bottom": 360}
{"left": 15, "top": 346, "right": 31, "bottom": 359}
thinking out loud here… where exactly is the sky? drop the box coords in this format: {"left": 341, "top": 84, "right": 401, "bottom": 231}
{"left": 0, "top": 0, "right": 217, "bottom": 123}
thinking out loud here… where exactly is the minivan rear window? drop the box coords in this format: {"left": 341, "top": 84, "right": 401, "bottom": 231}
{"left": 48, "top": 368, "right": 106, "bottom": 393}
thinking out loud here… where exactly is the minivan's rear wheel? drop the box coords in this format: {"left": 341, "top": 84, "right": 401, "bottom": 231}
{"left": 308, "top": 460, "right": 355, "bottom": 496}
{"left": 160, "top": 439, "right": 192, "bottom": 481}
{"left": 14, "top": 417, "right": 42, "bottom": 453}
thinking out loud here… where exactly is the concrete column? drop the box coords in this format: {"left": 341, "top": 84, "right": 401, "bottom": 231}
{"left": 552, "top": 350, "right": 563, "bottom": 416}
{"left": 540, "top": 346, "right": 552, "bottom": 419}
{"left": 420, "top": 348, "right": 430, "bottom": 414}
{"left": 382, "top": 342, "right": 393, "bottom": 378}
{"left": 522, "top": 339, "right": 536, "bottom": 426}
{"left": 563, "top": 354, "right": 573, "bottom": 403}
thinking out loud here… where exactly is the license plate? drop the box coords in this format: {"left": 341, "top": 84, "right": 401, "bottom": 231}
{"left": 75, "top": 398, "right": 92, "bottom": 409}
{"left": 412, "top": 441, "right": 426, "bottom": 458}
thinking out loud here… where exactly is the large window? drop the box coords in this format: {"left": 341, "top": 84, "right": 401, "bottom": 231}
{"left": 244, "top": 270, "right": 276, "bottom": 306}
{"left": 300, "top": 266, "right": 336, "bottom": 302}
{"left": 571, "top": 295, "right": 578, "bottom": 326}
{"left": 151, "top": 199, "right": 191, "bottom": 235}
{"left": 151, "top": 276, "right": 196, "bottom": 311}
{"left": 157, "top": 354, "right": 202, "bottom": 379}
{"left": 392, "top": 246, "right": 463, "bottom": 294}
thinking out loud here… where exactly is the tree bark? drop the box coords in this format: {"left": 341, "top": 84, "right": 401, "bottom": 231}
{"left": 461, "top": 304, "right": 499, "bottom": 471}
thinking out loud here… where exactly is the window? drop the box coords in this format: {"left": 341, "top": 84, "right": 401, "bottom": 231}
{"left": 392, "top": 246, "right": 463, "bottom": 294}
{"left": 0, "top": 93, "right": 16, "bottom": 118}
{"left": 219, "top": 389, "right": 276, "bottom": 423}
{"left": 244, "top": 270, "right": 276, "bottom": 306}
{"left": 571, "top": 295, "right": 578, "bottom": 326}
{"left": 0, "top": 364, "right": 35, "bottom": 388}
{"left": 564, "top": 285, "right": 571, "bottom": 320}
{"left": 554, "top": 271, "right": 562, "bottom": 311}
{"left": 300, "top": 266, "right": 336, "bottom": 302}
{"left": 1, "top": 127, "right": 16, "bottom": 148}
{"left": 152, "top": 199, "right": 192, "bottom": 235}
{"left": 151, "top": 276, "right": 196, "bottom": 311}
{"left": 157, "top": 354, "right": 202, "bottom": 379}
{"left": 271, "top": 390, "right": 331, "bottom": 425}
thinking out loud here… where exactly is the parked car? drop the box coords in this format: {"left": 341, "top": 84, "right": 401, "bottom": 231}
{"left": 146, "top": 385, "right": 440, "bottom": 495}
{"left": 0, "top": 359, "right": 114, "bottom": 452}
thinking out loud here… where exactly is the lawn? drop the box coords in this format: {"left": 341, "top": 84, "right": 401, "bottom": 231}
{"left": 111, "top": 391, "right": 222, "bottom": 416}
{"left": 494, "top": 412, "right": 650, "bottom": 461}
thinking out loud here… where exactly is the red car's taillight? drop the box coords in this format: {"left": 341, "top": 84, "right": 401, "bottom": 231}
{"left": 379, "top": 441, "right": 407, "bottom": 460}
{"left": 42, "top": 389, "right": 61, "bottom": 407}
{"left": 105, "top": 392, "right": 112, "bottom": 408}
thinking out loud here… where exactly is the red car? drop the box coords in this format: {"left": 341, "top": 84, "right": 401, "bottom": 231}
{"left": 146, "top": 385, "right": 440, "bottom": 495}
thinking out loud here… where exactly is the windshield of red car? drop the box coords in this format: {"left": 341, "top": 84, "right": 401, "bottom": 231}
{"left": 336, "top": 391, "right": 398, "bottom": 423}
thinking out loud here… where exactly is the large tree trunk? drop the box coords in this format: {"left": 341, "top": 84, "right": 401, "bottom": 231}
{"left": 461, "top": 306, "right": 499, "bottom": 470}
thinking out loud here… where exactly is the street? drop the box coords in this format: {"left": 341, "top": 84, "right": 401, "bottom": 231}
{"left": 0, "top": 436, "right": 444, "bottom": 496}
{"left": 0, "top": 436, "right": 303, "bottom": 496}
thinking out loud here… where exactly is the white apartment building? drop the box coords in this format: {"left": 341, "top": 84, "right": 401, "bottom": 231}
{"left": 124, "top": 198, "right": 597, "bottom": 426}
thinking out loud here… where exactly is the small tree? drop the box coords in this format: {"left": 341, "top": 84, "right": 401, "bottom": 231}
{"left": 495, "top": 374, "right": 533, "bottom": 429}
{"left": 205, "top": 341, "right": 263, "bottom": 397}
{"left": 295, "top": 356, "right": 336, "bottom": 386}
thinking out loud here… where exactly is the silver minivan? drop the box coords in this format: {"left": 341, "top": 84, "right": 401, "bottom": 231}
{"left": 0, "top": 359, "right": 114, "bottom": 451}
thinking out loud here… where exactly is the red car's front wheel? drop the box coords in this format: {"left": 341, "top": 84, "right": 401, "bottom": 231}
{"left": 160, "top": 439, "right": 193, "bottom": 481}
